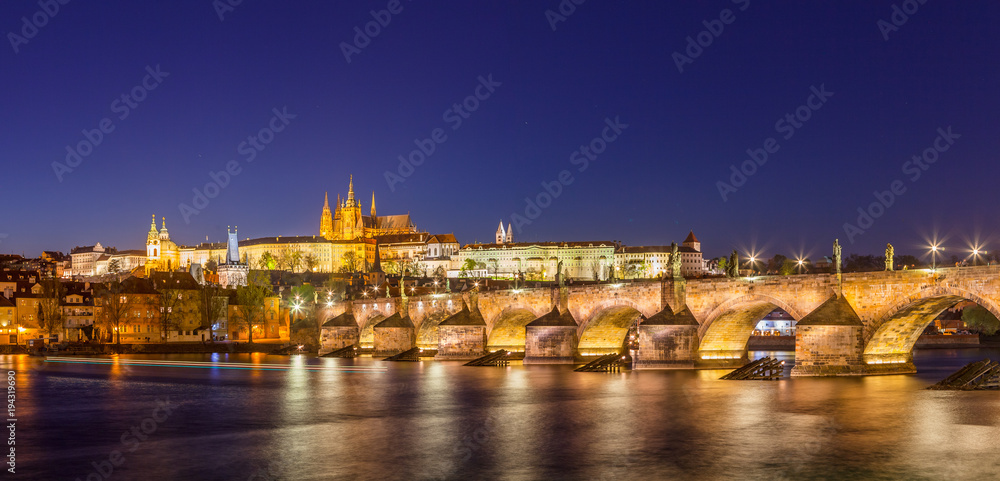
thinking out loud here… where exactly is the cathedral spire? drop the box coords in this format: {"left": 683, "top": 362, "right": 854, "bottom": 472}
{"left": 371, "top": 191, "right": 376, "bottom": 218}
{"left": 347, "top": 175, "right": 355, "bottom": 202}
{"left": 324, "top": 191, "right": 329, "bottom": 209}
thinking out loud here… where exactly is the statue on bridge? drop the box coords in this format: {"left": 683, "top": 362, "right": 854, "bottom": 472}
{"left": 833, "top": 239, "right": 842, "bottom": 275}
{"left": 556, "top": 260, "right": 564, "bottom": 287}
{"left": 885, "top": 243, "right": 894, "bottom": 271}
{"left": 727, "top": 250, "right": 739, "bottom": 278}
{"left": 669, "top": 242, "right": 682, "bottom": 278}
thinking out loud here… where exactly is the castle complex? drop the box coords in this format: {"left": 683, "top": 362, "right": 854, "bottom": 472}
{"left": 64, "top": 176, "right": 707, "bottom": 280}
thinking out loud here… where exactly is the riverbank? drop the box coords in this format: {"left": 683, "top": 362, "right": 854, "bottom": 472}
{"left": 37, "top": 342, "right": 297, "bottom": 355}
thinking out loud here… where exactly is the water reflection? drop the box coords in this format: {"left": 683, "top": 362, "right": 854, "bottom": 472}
{"left": 9, "top": 349, "right": 1000, "bottom": 479}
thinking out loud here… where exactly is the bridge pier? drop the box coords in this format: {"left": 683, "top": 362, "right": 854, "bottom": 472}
{"left": 373, "top": 313, "right": 416, "bottom": 357}
{"left": 436, "top": 303, "right": 488, "bottom": 360}
{"left": 523, "top": 308, "right": 578, "bottom": 364}
{"left": 790, "top": 296, "right": 866, "bottom": 377}
{"left": 635, "top": 307, "right": 700, "bottom": 369}
{"left": 319, "top": 311, "right": 359, "bottom": 355}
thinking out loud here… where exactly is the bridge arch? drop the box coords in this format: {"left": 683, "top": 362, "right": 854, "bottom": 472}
{"left": 486, "top": 306, "right": 542, "bottom": 352}
{"left": 698, "top": 294, "right": 804, "bottom": 360}
{"left": 863, "top": 286, "right": 1000, "bottom": 364}
{"left": 416, "top": 309, "right": 454, "bottom": 350}
{"left": 577, "top": 304, "right": 643, "bottom": 356}
{"left": 357, "top": 312, "right": 387, "bottom": 349}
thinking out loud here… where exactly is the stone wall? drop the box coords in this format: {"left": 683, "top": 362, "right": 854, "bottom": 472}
{"left": 523, "top": 325, "right": 577, "bottom": 364}
{"left": 320, "top": 326, "right": 358, "bottom": 352}
{"left": 373, "top": 327, "right": 414, "bottom": 357}
{"left": 635, "top": 325, "right": 698, "bottom": 369}
{"left": 436, "top": 326, "right": 487, "bottom": 360}
{"left": 791, "top": 325, "right": 865, "bottom": 376}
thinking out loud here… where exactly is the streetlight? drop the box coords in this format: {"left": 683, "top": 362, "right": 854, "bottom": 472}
{"left": 970, "top": 245, "right": 987, "bottom": 266}
{"left": 930, "top": 244, "right": 943, "bottom": 272}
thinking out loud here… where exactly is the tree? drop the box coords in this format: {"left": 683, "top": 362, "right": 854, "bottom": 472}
{"left": 460, "top": 258, "right": 478, "bottom": 278}
{"left": 234, "top": 271, "right": 270, "bottom": 343}
{"left": 107, "top": 258, "right": 122, "bottom": 275}
{"left": 96, "top": 277, "right": 145, "bottom": 349}
{"left": 257, "top": 251, "right": 276, "bottom": 270}
{"left": 383, "top": 259, "right": 399, "bottom": 276}
{"left": 844, "top": 254, "right": 882, "bottom": 273}
{"left": 205, "top": 258, "right": 218, "bottom": 273}
{"left": 779, "top": 259, "right": 798, "bottom": 276}
{"left": 716, "top": 256, "right": 727, "bottom": 275}
{"left": 196, "top": 285, "right": 227, "bottom": 336}
{"left": 896, "top": 255, "right": 920, "bottom": 269}
{"left": 961, "top": 306, "right": 1000, "bottom": 335}
{"left": 155, "top": 287, "right": 184, "bottom": 341}
{"left": 38, "top": 277, "right": 65, "bottom": 338}
{"left": 303, "top": 253, "right": 319, "bottom": 273}
{"left": 341, "top": 252, "right": 361, "bottom": 274}
{"left": 766, "top": 255, "right": 788, "bottom": 274}
{"left": 284, "top": 249, "right": 303, "bottom": 272}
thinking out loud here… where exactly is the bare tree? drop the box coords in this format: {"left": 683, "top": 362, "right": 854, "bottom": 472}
{"left": 155, "top": 287, "right": 184, "bottom": 341}
{"left": 196, "top": 285, "right": 227, "bottom": 336}
{"left": 38, "top": 277, "right": 64, "bottom": 339}
{"left": 96, "top": 277, "right": 146, "bottom": 349}
{"left": 340, "top": 252, "right": 361, "bottom": 274}
{"left": 234, "top": 271, "right": 270, "bottom": 343}
{"left": 303, "top": 253, "right": 319, "bottom": 272}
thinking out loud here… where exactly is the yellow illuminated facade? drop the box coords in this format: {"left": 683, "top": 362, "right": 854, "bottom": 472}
{"left": 320, "top": 176, "right": 417, "bottom": 241}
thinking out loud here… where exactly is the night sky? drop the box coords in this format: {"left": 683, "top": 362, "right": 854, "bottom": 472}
{"left": 3, "top": 1, "right": 998, "bottom": 262}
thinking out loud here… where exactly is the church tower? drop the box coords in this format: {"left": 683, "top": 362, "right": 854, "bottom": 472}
{"left": 370, "top": 191, "right": 377, "bottom": 229}
{"left": 506, "top": 223, "right": 513, "bottom": 243}
{"left": 496, "top": 221, "right": 505, "bottom": 244}
{"left": 146, "top": 215, "right": 160, "bottom": 260}
{"left": 339, "top": 175, "right": 363, "bottom": 240}
{"left": 320, "top": 192, "right": 334, "bottom": 240}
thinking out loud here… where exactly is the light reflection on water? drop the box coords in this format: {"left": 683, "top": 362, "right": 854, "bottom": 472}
{"left": 5, "top": 348, "right": 1000, "bottom": 480}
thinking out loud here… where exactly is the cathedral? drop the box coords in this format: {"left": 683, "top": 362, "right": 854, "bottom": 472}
{"left": 320, "top": 176, "right": 417, "bottom": 240}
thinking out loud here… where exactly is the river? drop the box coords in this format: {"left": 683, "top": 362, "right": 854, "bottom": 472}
{"left": 7, "top": 349, "right": 1000, "bottom": 480}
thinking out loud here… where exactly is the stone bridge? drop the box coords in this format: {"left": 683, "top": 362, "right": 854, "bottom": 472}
{"left": 319, "top": 266, "right": 1000, "bottom": 376}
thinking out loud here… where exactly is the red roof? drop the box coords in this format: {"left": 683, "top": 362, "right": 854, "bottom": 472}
{"left": 683, "top": 231, "right": 699, "bottom": 243}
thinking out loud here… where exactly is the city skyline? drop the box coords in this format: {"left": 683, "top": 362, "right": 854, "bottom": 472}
{"left": 4, "top": 2, "right": 999, "bottom": 260}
